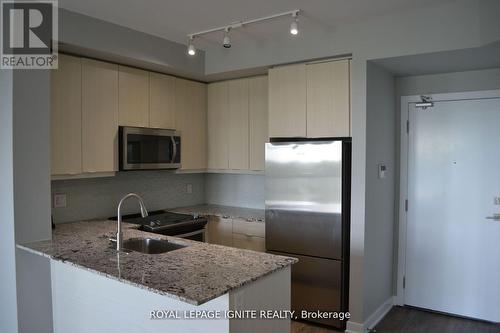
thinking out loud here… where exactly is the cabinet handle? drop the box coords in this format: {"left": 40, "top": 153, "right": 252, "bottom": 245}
{"left": 486, "top": 214, "right": 500, "bottom": 221}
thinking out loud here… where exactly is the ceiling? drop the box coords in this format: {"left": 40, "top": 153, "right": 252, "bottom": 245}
{"left": 58, "top": 0, "right": 453, "bottom": 51}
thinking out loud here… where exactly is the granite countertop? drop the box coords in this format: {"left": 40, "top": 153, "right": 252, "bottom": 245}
{"left": 17, "top": 220, "right": 296, "bottom": 305}
{"left": 172, "top": 204, "right": 265, "bottom": 222}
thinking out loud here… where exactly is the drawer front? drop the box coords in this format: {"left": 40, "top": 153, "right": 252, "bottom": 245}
{"left": 207, "top": 216, "right": 233, "bottom": 246}
{"left": 232, "top": 218, "right": 265, "bottom": 238}
{"left": 232, "top": 233, "right": 266, "bottom": 252}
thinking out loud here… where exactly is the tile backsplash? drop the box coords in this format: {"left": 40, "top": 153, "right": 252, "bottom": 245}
{"left": 51, "top": 171, "right": 205, "bottom": 223}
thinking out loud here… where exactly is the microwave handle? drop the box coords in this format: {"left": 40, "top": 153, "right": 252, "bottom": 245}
{"left": 171, "top": 136, "right": 177, "bottom": 163}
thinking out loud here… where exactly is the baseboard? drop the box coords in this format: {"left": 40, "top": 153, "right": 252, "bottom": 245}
{"left": 365, "top": 296, "right": 395, "bottom": 331}
{"left": 345, "top": 320, "right": 364, "bottom": 333}
{"left": 345, "top": 296, "right": 394, "bottom": 333}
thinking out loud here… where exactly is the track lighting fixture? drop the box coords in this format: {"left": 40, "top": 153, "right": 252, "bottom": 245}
{"left": 290, "top": 12, "right": 299, "bottom": 35}
{"left": 187, "top": 36, "right": 196, "bottom": 56}
{"left": 186, "top": 9, "right": 300, "bottom": 55}
{"left": 223, "top": 27, "right": 231, "bottom": 48}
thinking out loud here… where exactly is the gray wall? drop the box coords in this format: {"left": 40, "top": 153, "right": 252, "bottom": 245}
{"left": 0, "top": 70, "right": 18, "bottom": 333}
{"left": 397, "top": 68, "right": 500, "bottom": 96}
{"left": 52, "top": 172, "right": 205, "bottom": 223}
{"left": 13, "top": 70, "right": 53, "bottom": 333}
{"left": 364, "top": 62, "right": 397, "bottom": 321}
{"left": 59, "top": 9, "right": 206, "bottom": 81}
{"left": 205, "top": 174, "right": 265, "bottom": 209}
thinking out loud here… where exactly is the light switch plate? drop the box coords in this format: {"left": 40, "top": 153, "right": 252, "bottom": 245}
{"left": 53, "top": 194, "right": 67, "bottom": 208}
{"left": 378, "top": 164, "right": 387, "bottom": 179}
{"left": 186, "top": 184, "right": 193, "bottom": 194}
{"left": 494, "top": 197, "right": 500, "bottom": 205}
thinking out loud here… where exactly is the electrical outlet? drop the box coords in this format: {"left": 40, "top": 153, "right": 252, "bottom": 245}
{"left": 53, "top": 194, "right": 67, "bottom": 208}
{"left": 495, "top": 197, "right": 500, "bottom": 205}
{"left": 186, "top": 184, "right": 193, "bottom": 194}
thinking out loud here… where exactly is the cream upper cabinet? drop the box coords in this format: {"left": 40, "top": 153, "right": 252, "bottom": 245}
{"left": 248, "top": 76, "right": 268, "bottom": 171}
{"left": 51, "top": 54, "right": 82, "bottom": 175}
{"left": 207, "top": 82, "right": 229, "bottom": 169}
{"left": 118, "top": 66, "right": 149, "bottom": 127}
{"left": 268, "top": 63, "right": 307, "bottom": 138}
{"left": 174, "top": 78, "right": 207, "bottom": 170}
{"left": 82, "top": 58, "right": 119, "bottom": 173}
{"left": 306, "top": 59, "right": 350, "bottom": 137}
{"left": 228, "top": 79, "right": 249, "bottom": 170}
{"left": 149, "top": 72, "right": 175, "bottom": 129}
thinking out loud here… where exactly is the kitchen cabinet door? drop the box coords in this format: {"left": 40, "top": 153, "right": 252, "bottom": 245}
{"left": 118, "top": 66, "right": 149, "bottom": 127}
{"left": 51, "top": 54, "right": 82, "bottom": 175}
{"left": 228, "top": 79, "right": 249, "bottom": 170}
{"left": 174, "top": 78, "right": 207, "bottom": 170}
{"left": 268, "top": 64, "right": 307, "bottom": 138}
{"left": 248, "top": 76, "right": 268, "bottom": 171}
{"left": 306, "top": 60, "right": 350, "bottom": 138}
{"left": 82, "top": 59, "right": 119, "bottom": 173}
{"left": 149, "top": 72, "right": 175, "bottom": 129}
{"left": 207, "top": 82, "right": 229, "bottom": 169}
{"left": 207, "top": 216, "right": 233, "bottom": 246}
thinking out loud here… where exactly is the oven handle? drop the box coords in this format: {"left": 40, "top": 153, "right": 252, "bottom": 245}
{"left": 175, "top": 228, "right": 205, "bottom": 238}
{"left": 171, "top": 136, "right": 177, "bottom": 164}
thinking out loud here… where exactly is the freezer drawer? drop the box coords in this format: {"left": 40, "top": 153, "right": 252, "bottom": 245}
{"left": 268, "top": 251, "right": 344, "bottom": 328}
{"left": 266, "top": 210, "right": 342, "bottom": 260}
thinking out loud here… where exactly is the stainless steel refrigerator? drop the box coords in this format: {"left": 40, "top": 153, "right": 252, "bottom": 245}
{"left": 265, "top": 139, "right": 350, "bottom": 329}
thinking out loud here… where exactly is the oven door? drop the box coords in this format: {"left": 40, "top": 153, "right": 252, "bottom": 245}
{"left": 120, "top": 126, "right": 181, "bottom": 170}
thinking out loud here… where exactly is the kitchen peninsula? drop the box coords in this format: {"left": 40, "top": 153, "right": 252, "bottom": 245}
{"left": 17, "top": 220, "right": 296, "bottom": 333}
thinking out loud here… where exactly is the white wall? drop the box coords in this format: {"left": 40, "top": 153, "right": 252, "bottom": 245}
{"left": 0, "top": 70, "right": 19, "bottom": 333}
{"left": 363, "top": 63, "right": 397, "bottom": 323}
{"left": 205, "top": 174, "right": 265, "bottom": 209}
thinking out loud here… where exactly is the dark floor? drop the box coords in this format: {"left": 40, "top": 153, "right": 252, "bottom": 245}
{"left": 290, "top": 307, "right": 500, "bottom": 333}
{"left": 372, "top": 306, "right": 500, "bottom": 333}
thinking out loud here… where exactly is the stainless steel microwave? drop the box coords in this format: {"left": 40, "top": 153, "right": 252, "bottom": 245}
{"left": 119, "top": 126, "right": 181, "bottom": 170}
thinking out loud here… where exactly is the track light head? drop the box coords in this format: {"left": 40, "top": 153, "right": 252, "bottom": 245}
{"left": 290, "top": 12, "right": 299, "bottom": 35}
{"left": 187, "top": 36, "right": 196, "bottom": 56}
{"left": 223, "top": 27, "right": 231, "bottom": 48}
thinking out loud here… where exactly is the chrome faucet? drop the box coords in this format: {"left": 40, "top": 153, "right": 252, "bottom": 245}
{"left": 115, "top": 193, "right": 149, "bottom": 251}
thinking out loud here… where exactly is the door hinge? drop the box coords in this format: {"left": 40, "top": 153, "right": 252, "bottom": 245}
{"left": 406, "top": 120, "right": 409, "bottom": 134}
{"left": 403, "top": 276, "right": 406, "bottom": 289}
{"left": 405, "top": 199, "right": 408, "bottom": 212}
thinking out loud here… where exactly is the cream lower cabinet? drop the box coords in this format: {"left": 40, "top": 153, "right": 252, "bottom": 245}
{"left": 51, "top": 54, "right": 82, "bottom": 175}
{"left": 175, "top": 78, "right": 207, "bottom": 170}
{"left": 207, "top": 216, "right": 233, "bottom": 246}
{"left": 232, "top": 218, "right": 266, "bottom": 252}
{"left": 81, "top": 59, "right": 119, "bottom": 173}
{"left": 268, "top": 59, "right": 350, "bottom": 138}
{"left": 118, "top": 66, "right": 150, "bottom": 127}
{"left": 206, "top": 216, "right": 266, "bottom": 252}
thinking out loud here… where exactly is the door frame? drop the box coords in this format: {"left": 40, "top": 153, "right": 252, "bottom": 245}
{"left": 395, "top": 89, "right": 500, "bottom": 306}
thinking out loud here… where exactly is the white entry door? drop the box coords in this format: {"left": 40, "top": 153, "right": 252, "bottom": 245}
{"left": 405, "top": 95, "right": 500, "bottom": 322}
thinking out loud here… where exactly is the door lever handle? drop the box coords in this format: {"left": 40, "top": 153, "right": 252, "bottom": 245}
{"left": 485, "top": 214, "right": 500, "bottom": 221}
